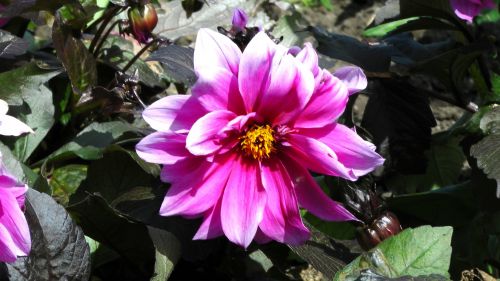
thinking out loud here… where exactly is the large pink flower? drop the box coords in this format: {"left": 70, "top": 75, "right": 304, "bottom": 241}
{"left": 450, "top": 0, "right": 496, "bottom": 22}
{"left": 0, "top": 157, "right": 31, "bottom": 262}
{"left": 136, "top": 29, "right": 384, "bottom": 247}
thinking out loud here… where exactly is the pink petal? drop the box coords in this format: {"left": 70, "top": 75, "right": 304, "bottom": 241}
{"left": 160, "top": 153, "right": 236, "bottom": 216}
{"left": 281, "top": 156, "right": 358, "bottom": 221}
{"left": 186, "top": 110, "right": 237, "bottom": 156}
{"left": 296, "top": 42, "right": 319, "bottom": 77}
{"left": 136, "top": 131, "right": 189, "bottom": 165}
{"left": 285, "top": 133, "right": 357, "bottom": 180}
{"left": 193, "top": 199, "right": 223, "bottom": 240}
{"left": 258, "top": 54, "right": 315, "bottom": 125}
{"left": 194, "top": 29, "right": 242, "bottom": 77}
{"left": 333, "top": 66, "right": 367, "bottom": 96}
{"left": 259, "top": 159, "right": 310, "bottom": 245}
{"left": 300, "top": 124, "right": 384, "bottom": 177}
{"left": 160, "top": 156, "right": 207, "bottom": 183}
{"left": 221, "top": 156, "right": 266, "bottom": 248}
{"left": 0, "top": 99, "right": 9, "bottom": 116}
{"left": 238, "top": 32, "right": 281, "bottom": 113}
{"left": 451, "top": 0, "right": 480, "bottom": 22}
{"left": 191, "top": 67, "right": 245, "bottom": 114}
{"left": 0, "top": 115, "right": 34, "bottom": 136}
{"left": 0, "top": 188, "right": 31, "bottom": 261}
{"left": 143, "top": 95, "right": 206, "bottom": 132}
{"left": 293, "top": 70, "right": 348, "bottom": 128}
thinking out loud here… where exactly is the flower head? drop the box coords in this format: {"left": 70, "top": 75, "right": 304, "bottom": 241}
{"left": 136, "top": 29, "right": 384, "bottom": 247}
{"left": 0, "top": 155, "right": 31, "bottom": 262}
{"left": 450, "top": 0, "right": 496, "bottom": 22}
{"left": 127, "top": 3, "right": 158, "bottom": 44}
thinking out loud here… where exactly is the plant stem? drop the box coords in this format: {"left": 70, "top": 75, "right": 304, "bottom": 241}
{"left": 89, "top": 6, "right": 123, "bottom": 54}
{"left": 93, "top": 19, "right": 125, "bottom": 57}
{"left": 121, "top": 37, "right": 164, "bottom": 73}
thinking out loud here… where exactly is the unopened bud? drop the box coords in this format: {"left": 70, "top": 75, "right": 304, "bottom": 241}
{"left": 127, "top": 3, "right": 158, "bottom": 44}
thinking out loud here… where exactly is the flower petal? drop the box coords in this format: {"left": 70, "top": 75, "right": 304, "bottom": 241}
{"left": 160, "top": 153, "right": 235, "bottom": 216}
{"left": 300, "top": 124, "right": 384, "bottom": 177}
{"left": 285, "top": 133, "right": 357, "bottom": 180}
{"left": 259, "top": 159, "right": 310, "bottom": 245}
{"left": 451, "top": 0, "right": 480, "bottom": 22}
{"left": 232, "top": 8, "right": 248, "bottom": 31}
{"left": 0, "top": 115, "right": 33, "bottom": 136}
{"left": 143, "top": 95, "right": 206, "bottom": 132}
{"left": 282, "top": 156, "right": 358, "bottom": 221}
{"left": 194, "top": 28, "right": 241, "bottom": 77}
{"left": 221, "top": 156, "right": 266, "bottom": 248}
{"left": 136, "top": 131, "right": 189, "bottom": 164}
{"left": 296, "top": 42, "right": 319, "bottom": 77}
{"left": 0, "top": 188, "right": 31, "bottom": 261}
{"left": 191, "top": 67, "right": 245, "bottom": 114}
{"left": 160, "top": 156, "right": 206, "bottom": 183}
{"left": 193, "top": 199, "right": 223, "bottom": 240}
{"left": 293, "top": 70, "right": 348, "bottom": 128}
{"left": 186, "top": 110, "right": 237, "bottom": 156}
{"left": 0, "top": 99, "right": 8, "bottom": 116}
{"left": 333, "top": 66, "right": 367, "bottom": 96}
{"left": 238, "top": 32, "right": 280, "bottom": 112}
{"left": 258, "top": 54, "right": 315, "bottom": 125}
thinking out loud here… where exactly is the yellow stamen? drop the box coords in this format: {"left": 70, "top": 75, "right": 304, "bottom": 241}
{"left": 240, "top": 124, "right": 276, "bottom": 161}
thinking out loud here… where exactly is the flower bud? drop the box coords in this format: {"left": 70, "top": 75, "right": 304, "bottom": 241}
{"left": 231, "top": 8, "right": 248, "bottom": 32}
{"left": 127, "top": 3, "right": 158, "bottom": 44}
{"left": 356, "top": 212, "right": 402, "bottom": 250}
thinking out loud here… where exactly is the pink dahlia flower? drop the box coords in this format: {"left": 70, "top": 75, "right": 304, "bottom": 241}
{"left": 450, "top": 0, "right": 496, "bottom": 22}
{"left": 136, "top": 29, "right": 384, "bottom": 247}
{"left": 0, "top": 157, "right": 31, "bottom": 262}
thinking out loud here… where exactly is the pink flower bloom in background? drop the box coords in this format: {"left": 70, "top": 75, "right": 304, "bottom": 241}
{"left": 0, "top": 4, "right": 9, "bottom": 27}
{"left": 450, "top": 0, "right": 496, "bottom": 22}
{"left": 0, "top": 99, "right": 34, "bottom": 136}
{"left": 231, "top": 8, "right": 248, "bottom": 32}
{"left": 333, "top": 65, "right": 368, "bottom": 96}
{"left": 0, "top": 156, "right": 31, "bottom": 262}
{"left": 136, "top": 29, "right": 384, "bottom": 247}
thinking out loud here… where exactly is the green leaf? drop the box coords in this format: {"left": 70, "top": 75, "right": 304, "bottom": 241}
{"left": 492, "top": 73, "right": 500, "bottom": 102}
{"left": 470, "top": 134, "right": 500, "bottom": 196}
{"left": 386, "top": 133, "right": 465, "bottom": 194}
{"left": 44, "top": 121, "right": 139, "bottom": 163}
{"left": 67, "top": 193, "right": 155, "bottom": 278}
{"left": 8, "top": 77, "right": 55, "bottom": 162}
{"left": 363, "top": 17, "right": 456, "bottom": 38}
{"left": 0, "top": 61, "right": 60, "bottom": 106}
{"left": 334, "top": 226, "right": 453, "bottom": 280}
{"left": 52, "top": 15, "right": 97, "bottom": 95}
{"left": 98, "top": 35, "right": 169, "bottom": 88}
{"left": 148, "top": 227, "right": 181, "bottom": 281}
{"left": 69, "top": 150, "right": 157, "bottom": 205}
{"left": 6, "top": 189, "right": 91, "bottom": 281}
{"left": 50, "top": 164, "right": 88, "bottom": 205}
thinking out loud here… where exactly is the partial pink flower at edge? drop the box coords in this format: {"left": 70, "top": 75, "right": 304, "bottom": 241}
{"left": 450, "top": 0, "right": 496, "bottom": 22}
{"left": 0, "top": 99, "right": 34, "bottom": 136}
{"left": 0, "top": 157, "right": 31, "bottom": 262}
{"left": 136, "top": 28, "right": 384, "bottom": 248}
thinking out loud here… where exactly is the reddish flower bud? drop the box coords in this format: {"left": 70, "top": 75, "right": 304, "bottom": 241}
{"left": 127, "top": 3, "right": 158, "bottom": 44}
{"left": 356, "top": 212, "right": 402, "bottom": 250}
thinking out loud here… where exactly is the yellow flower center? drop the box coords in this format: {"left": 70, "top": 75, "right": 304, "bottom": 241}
{"left": 240, "top": 124, "right": 276, "bottom": 161}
